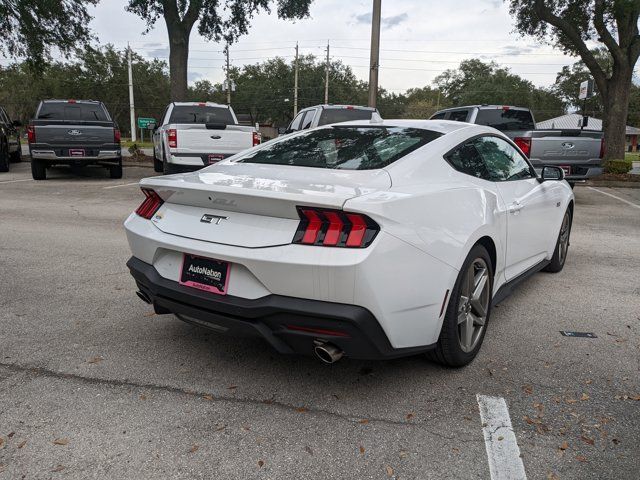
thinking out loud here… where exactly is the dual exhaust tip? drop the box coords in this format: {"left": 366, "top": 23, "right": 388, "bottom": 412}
{"left": 137, "top": 290, "right": 344, "bottom": 364}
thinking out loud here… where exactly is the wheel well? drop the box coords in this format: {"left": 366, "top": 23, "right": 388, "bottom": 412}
{"left": 476, "top": 236, "right": 496, "bottom": 274}
{"left": 568, "top": 200, "right": 574, "bottom": 215}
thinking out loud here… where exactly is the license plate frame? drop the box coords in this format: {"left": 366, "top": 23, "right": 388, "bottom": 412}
{"left": 179, "top": 254, "right": 230, "bottom": 295}
{"left": 207, "top": 154, "right": 224, "bottom": 165}
{"left": 69, "top": 148, "right": 86, "bottom": 157}
{"left": 560, "top": 165, "right": 571, "bottom": 176}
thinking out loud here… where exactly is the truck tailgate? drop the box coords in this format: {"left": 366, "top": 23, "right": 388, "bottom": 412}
{"left": 172, "top": 124, "right": 254, "bottom": 155}
{"left": 34, "top": 122, "right": 115, "bottom": 146}
{"left": 529, "top": 130, "right": 602, "bottom": 163}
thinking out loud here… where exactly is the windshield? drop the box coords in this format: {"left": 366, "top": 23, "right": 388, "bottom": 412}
{"left": 235, "top": 126, "right": 441, "bottom": 170}
{"left": 37, "top": 103, "right": 109, "bottom": 121}
{"left": 318, "top": 108, "right": 376, "bottom": 126}
{"left": 169, "top": 105, "right": 235, "bottom": 125}
{"left": 474, "top": 109, "right": 534, "bottom": 131}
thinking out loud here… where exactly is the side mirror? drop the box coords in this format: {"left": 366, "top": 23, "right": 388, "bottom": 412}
{"left": 540, "top": 165, "right": 565, "bottom": 182}
{"left": 12, "top": 120, "right": 22, "bottom": 127}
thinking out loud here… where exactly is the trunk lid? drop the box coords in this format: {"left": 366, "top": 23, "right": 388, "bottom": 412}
{"left": 141, "top": 162, "right": 390, "bottom": 248}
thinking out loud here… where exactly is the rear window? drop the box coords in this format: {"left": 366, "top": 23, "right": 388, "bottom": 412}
{"left": 236, "top": 126, "right": 441, "bottom": 170}
{"left": 317, "top": 108, "right": 375, "bottom": 126}
{"left": 169, "top": 105, "right": 235, "bottom": 125}
{"left": 37, "top": 102, "right": 109, "bottom": 121}
{"left": 474, "top": 109, "right": 534, "bottom": 131}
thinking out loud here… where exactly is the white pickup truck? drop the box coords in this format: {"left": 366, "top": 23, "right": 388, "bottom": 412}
{"left": 153, "top": 102, "right": 260, "bottom": 174}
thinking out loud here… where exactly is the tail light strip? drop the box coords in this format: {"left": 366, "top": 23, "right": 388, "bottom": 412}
{"left": 293, "top": 207, "right": 379, "bottom": 248}
{"left": 135, "top": 188, "right": 164, "bottom": 219}
{"left": 168, "top": 128, "right": 177, "bottom": 148}
{"left": 27, "top": 125, "right": 36, "bottom": 144}
{"left": 252, "top": 131, "right": 261, "bottom": 146}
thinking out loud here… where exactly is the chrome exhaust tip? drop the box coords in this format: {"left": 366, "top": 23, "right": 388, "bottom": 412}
{"left": 135, "top": 290, "right": 152, "bottom": 304}
{"left": 313, "top": 340, "right": 344, "bottom": 364}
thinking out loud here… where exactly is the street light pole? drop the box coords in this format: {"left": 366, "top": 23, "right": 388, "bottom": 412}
{"left": 127, "top": 43, "right": 137, "bottom": 142}
{"left": 368, "top": 0, "right": 382, "bottom": 108}
{"left": 294, "top": 42, "right": 299, "bottom": 116}
{"left": 324, "top": 41, "right": 330, "bottom": 104}
{"left": 225, "top": 45, "right": 231, "bottom": 106}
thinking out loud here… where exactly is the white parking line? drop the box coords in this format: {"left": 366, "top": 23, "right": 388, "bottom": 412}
{"left": 103, "top": 182, "right": 139, "bottom": 190}
{"left": 0, "top": 178, "right": 33, "bottom": 184}
{"left": 588, "top": 186, "right": 640, "bottom": 209}
{"left": 477, "top": 395, "right": 527, "bottom": 480}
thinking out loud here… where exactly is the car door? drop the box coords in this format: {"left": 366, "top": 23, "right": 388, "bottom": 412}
{"left": 474, "top": 135, "right": 561, "bottom": 281}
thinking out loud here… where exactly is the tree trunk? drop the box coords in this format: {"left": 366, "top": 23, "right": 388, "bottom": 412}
{"left": 601, "top": 68, "right": 632, "bottom": 160}
{"left": 166, "top": 24, "right": 190, "bottom": 101}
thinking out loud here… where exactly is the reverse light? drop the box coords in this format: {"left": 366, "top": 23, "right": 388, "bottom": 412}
{"left": 293, "top": 207, "right": 380, "bottom": 248}
{"left": 27, "top": 125, "right": 36, "bottom": 144}
{"left": 114, "top": 128, "right": 121, "bottom": 143}
{"left": 168, "top": 128, "right": 177, "bottom": 148}
{"left": 514, "top": 136, "right": 531, "bottom": 158}
{"left": 252, "top": 131, "right": 261, "bottom": 146}
{"left": 599, "top": 137, "right": 605, "bottom": 159}
{"left": 135, "top": 188, "right": 164, "bottom": 219}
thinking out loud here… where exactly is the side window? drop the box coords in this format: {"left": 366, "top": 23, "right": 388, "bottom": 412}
{"left": 430, "top": 112, "right": 446, "bottom": 120}
{"left": 444, "top": 142, "right": 490, "bottom": 180}
{"left": 473, "top": 136, "right": 534, "bottom": 181}
{"left": 447, "top": 110, "right": 470, "bottom": 122}
{"left": 289, "top": 111, "right": 306, "bottom": 131}
{"left": 301, "top": 109, "right": 316, "bottom": 129}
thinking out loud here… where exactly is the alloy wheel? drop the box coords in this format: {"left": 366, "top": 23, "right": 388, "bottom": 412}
{"left": 457, "top": 258, "right": 491, "bottom": 353}
{"left": 558, "top": 211, "right": 570, "bottom": 265}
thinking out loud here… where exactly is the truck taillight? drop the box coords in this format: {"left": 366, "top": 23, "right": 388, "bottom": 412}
{"left": 168, "top": 129, "right": 177, "bottom": 148}
{"left": 252, "top": 131, "right": 261, "bottom": 146}
{"left": 292, "top": 207, "right": 380, "bottom": 248}
{"left": 599, "top": 138, "right": 605, "bottom": 159}
{"left": 27, "top": 125, "right": 36, "bottom": 144}
{"left": 514, "top": 137, "right": 531, "bottom": 158}
{"left": 114, "top": 128, "right": 121, "bottom": 143}
{"left": 135, "top": 188, "right": 164, "bottom": 219}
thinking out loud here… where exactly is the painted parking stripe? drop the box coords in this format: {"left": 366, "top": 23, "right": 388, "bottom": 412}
{"left": 0, "top": 178, "right": 33, "bottom": 184}
{"left": 588, "top": 186, "right": 640, "bottom": 209}
{"left": 103, "top": 182, "right": 139, "bottom": 189}
{"left": 477, "top": 395, "right": 527, "bottom": 480}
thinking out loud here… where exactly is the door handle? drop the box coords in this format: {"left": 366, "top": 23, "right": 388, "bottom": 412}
{"left": 508, "top": 202, "right": 524, "bottom": 214}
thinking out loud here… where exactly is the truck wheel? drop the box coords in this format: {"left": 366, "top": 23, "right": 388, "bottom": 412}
{"left": 31, "top": 158, "right": 46, "bottom": 180}
{"left": 109, "top": 158, "right": 123, "bottom": 179}
{"left": 153, "top": 149, "right": 162, "bottom": 173}
{"left": 10, "top": 148, "right": 21, "bottom": 163}
{"left": 0, "top": 142, "right": 8, "bottom": 172}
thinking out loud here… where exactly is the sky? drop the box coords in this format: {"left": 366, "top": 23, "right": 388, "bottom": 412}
{"left": 73, "top": 1, "right": 587, "bottom": 92}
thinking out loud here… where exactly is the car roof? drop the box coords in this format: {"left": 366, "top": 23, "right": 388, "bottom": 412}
{"left": 302, "top": 104, "right": 377, "bottom": 111}
{"left": 435, "top": 105, "right": 532, "bottom": 112}
{"left": 42, "top": 99, "right": 101, "bottom": 104}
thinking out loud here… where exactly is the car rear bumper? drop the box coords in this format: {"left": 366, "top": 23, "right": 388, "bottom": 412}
{"left": 168, "top": 152, "right": 236, "bottom": 167}
{"left": 30, "top": 149, "right": 121, "bottom": 163}
{"left": 127, "top": 256, "right": 434, "bottom": 360}
{"left": 531, "top": 161, "right": 603, "bottom": 180}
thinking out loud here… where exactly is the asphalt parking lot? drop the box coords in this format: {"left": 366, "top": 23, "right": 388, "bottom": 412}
{"left": 0, "top": 162, "right": 639, "bottom": 479}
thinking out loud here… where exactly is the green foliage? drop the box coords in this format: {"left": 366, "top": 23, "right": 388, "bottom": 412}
{"left": 0, "top": 45, "right": 170, "bottom": 136}
{"left": 603, "top": 159, "right": 632, "bottom": 174}
{"left": 0, "top": 0, "right": 97, "bottom": 68}
{"left": 433, "top": 59, "right": 566, "bottom": 121}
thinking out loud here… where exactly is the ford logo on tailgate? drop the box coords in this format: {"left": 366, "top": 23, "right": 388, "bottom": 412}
{"left": 561, "top": 142, "right": 575, "bottom": 149}
{"left": 68, "top": 129, "right": 82, "bottom": 136}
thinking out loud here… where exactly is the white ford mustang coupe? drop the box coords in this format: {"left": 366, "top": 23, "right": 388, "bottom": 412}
{"left": 125, "top": 119, "right": 573, "bottom": 367}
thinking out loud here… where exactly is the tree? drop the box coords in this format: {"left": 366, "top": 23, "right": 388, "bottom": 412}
{"left": 401, "top": 87, "right": 449, "bottom": 119}
{"left": 509, "top": 0, "right": 640, "bottom": 159}
{"left": 0, "top": 0, "right": 97, "bottom": 68}
{"left": 126, "top": 0, "right": 314, "bottom": 102}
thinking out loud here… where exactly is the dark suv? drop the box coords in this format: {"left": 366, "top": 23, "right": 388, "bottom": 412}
{"left": 0, "top": 105, "right": 22, "bottom": 172}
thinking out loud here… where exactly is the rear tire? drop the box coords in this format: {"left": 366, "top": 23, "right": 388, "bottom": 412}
{"left": 10, "top": 147, "right": 21, "bottom": 163}
{"left": 109, "top": 158, "right": 123, "bottom": 179}
{"left": 31, "top": 158, "right": 46, "bottom": 180}
{"left": 153, "top": 148, "right": 162, "bottom": 172}
{"left": 0, "top": 142, "right": 8, "bottom": 172}
{"left": 427, "top": 244, "right": 493, "bottom": 367}
{"left": 543, "top": 208, "right": 572, "bottom": 273}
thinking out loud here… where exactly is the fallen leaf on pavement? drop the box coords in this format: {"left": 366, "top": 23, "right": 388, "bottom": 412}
{"left": 575, "top": 455, "right": 588, "bottom": 462}
{"left": 497, "top": 436, "right": 504, "bottom": 441}
{"left": 296, "top": 407, "right": 308, "bottom": 413}
{"left": 547, "top": 472, "right": 560, "bottom": 480}
{"left": 399, "top": 450, "right": 408, "bottom": 459}
{"left": 0, "top": 438, "right": 3, "bottom": 448}
{"left": 53, "top": 438, "right": 69, "bottom": 446}
{"left": 139, "top": 394, "right": 147, "bottom": 400}
{"left": 522, "top": 385, "right": 533, "bottom": 395}
{"left": 629, "top": 394, "right": 640, "bottom": 401}
{"left": 189, "top": 444, "right": 199, "bottom": 453}
{"left": 17, "top": 441, "right": 26, "bottom": 449}
{"left": 143, "top": 312, "right": 155, "bottom": 317}
{"left": 257, "top": 460, "right": 265, "bottom": 468}
{"left": 581, "top": 393, "right": 590, "bottom": 401}
{"left": 581, "top": 435, "right": 595, "bottom": 446}
{"left": 227, "top": 385, "right": 237, "bottom": 390}
{"left": 559, "top": 441, "right": 569, "bottom": 451}
{"left": 202, "top": 395, "right": 213, "bottom": 401}
{"left": 304, "top": 445, "right": 313, "bottom": 455}
{"left": 7, "top": 432, "right": 14, "bottom": 438}
{"left": 359, "top": 446, "right": 365, "bottom": 454}
{"left": 359, "top": 419, "right": 369, "bottom": 425}
{"left": 52, "top": 465, "right": 65, "bottom": 472}
{"left": 565, "top": 398, "right": 578, "bottom": 404}
{"left": 406, "top": 413, "right": 414, "bottom": 420}
{"left": 585, "top": 379, "right": 592, "bottom": 385}
{"left": 87, "top": 356, "right": 103, "bottom": 364}
{"left": 386, "top": 466, "right": 394, "bottom": 477}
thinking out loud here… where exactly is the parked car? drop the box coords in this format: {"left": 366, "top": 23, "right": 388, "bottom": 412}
{"left": 430, "top": 105, "right": 535, "bottom": 140}
{"left": 285, "top": 105, "right": 380, "bottom": 133}
{"left": 152, "top": 102, "right": 260, "bottom": 174}
{"left": 125, "top": 119, "right": 573, "bottom": 367}
{"left": 430, "top": 105, "right": 604, "bottom": 184}
{"left": 28, "top": 99, "right": 122, "bottom": 180}
{"left": 0, "top": 105, "right": 22, "bottom": 172}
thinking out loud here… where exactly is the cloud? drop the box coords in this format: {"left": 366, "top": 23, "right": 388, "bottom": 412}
{"left": 353, "top": 12, "right": 409, "bottom": 29}
{"left": 142, "top": 42, "right": 169, "bottom": 59}
{"left": 501, "top": 45, "right": 534, "bottom": 56}
{"left": 188, "top": 71, "right": 203, "bottom": 82}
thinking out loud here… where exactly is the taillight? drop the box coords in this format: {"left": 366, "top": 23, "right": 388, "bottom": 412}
{"left": 514, "top": 137, "right": 531, "bottom": 158}
{"left": 135, "top": 188, "right": 164, "bottom": 219}
{"left": 114, "top": 128, "right": 121, "bottom": 143}
{"left": 252, "top": 131, "right": 261, "bottom": 146}
{"left": 293, "top": 207, "right": 379, "bottom": 248}
{"left": 599, "top": 138, "right": 605, "bottom": 158}
{"left": 27, "top": 125, "right": 36, "bottom": 144}
{"left": 168, "top": 128, "right": 177, "bottom": 148}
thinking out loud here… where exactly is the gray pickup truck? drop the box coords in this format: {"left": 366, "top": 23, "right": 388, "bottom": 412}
{"left": 28, "top": 100, "right": 122, "bottom": 180}
{"left": 430, "top": 105, "right": 604, "bottom": 184}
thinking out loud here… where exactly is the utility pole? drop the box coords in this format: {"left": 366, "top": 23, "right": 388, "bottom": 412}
{"left": 127, "top": 43, "right": 136, "bottom": 142}
{"left": 294, "top": 42, "right": 299, "bottom": 116}
{"left": 368, "top": 0, "right": 382, "bottom": 108}
{"left": 225, "top": 45, "right": 231, "bottom": 106}
{"left": 324, "top": 40, "right": 330, "bottom": 104}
